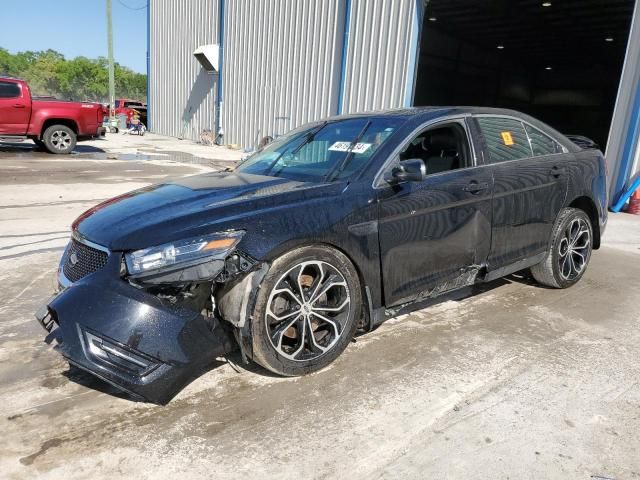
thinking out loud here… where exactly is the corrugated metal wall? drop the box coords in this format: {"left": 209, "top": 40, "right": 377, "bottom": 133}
{"left": 149, "top": 0, "right": 219, "bottom": 140}
{"left": 340, "top": 0, "right": 418, "bottom": 114}
{"left": 149, "top": 0, "right": 420, "bottom": 148}
{"left": 221, "top": 0, "right": 346, "bottom": 149}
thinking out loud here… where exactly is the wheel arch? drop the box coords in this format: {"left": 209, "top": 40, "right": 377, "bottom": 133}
{"left": 567, "top": 195, "right": 601, "bottom": 249}
{"left": 41, "top": 118, "right": 79, "bottom": 138}
{"left": 263, "top": 240, "right": 372, "bottom": 322}
{"left": 217, "top": 239, "right": 374, "bottom": 332}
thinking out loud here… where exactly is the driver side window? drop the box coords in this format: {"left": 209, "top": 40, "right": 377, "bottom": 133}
{"left": 399, "top": 122, "right": 471, "bottom": 176}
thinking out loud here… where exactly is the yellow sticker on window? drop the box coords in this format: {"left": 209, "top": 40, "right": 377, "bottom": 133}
{"left": 501, "top": 131, "right": 515, "bottom": 146}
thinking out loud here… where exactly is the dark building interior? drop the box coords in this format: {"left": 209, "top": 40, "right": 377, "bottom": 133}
{"left": 415, "top": 0, "right": 635, "bottom": 148}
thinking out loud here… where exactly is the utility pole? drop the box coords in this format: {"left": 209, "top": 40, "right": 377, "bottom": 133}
{"left": 107, "top": 0, "right": 115, "bottom": 124}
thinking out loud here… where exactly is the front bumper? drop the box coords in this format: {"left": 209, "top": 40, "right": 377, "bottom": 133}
{"left": 36, "top": 253, "right": 236, "bottom": 404}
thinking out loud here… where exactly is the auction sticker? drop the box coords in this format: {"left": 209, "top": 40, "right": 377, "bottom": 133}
{"left": 501, "top": 131, "right": 515, "bottom": 146}
{"left": 329, "top": 142, "right": 372, "bottom": 154}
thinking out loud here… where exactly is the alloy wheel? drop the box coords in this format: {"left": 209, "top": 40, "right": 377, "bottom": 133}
{"left": 265, "top": 260, "right": 351, "bottom": 362}
{"left": 51, "top": 130, "right": 72, "bottom": 151}
{"left": 558, "top": 217, "right": 591, "bottom": 281}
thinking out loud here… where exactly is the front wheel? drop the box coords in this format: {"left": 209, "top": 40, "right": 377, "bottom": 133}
{"left": 531, "top": 208, "right": 593, "bottom": 288}
{"left": 250, "top": 246, "right": 362, "bottom": 376}
{"left": 42, "top": 125, "right": 77, "bottom": 154}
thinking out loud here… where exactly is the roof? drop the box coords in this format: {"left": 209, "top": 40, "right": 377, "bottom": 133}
{"left": 327, "top": 105, "right": 532, "bottom": 121}
{"left": 324, "top": 105, "right": 577, "bottom": 151}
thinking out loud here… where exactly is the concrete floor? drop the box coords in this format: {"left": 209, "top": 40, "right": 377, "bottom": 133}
{"left": 0, "top": 143, "right": 639, "bottom": 480}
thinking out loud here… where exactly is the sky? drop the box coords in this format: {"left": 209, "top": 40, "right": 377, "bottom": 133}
{"left": 0, "top": 0, "right": 148, "bottom": 73}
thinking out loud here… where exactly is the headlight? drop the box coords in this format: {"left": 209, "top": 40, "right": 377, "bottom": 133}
{"left": 125, "top": 231, "right": 244, "bottom": 276}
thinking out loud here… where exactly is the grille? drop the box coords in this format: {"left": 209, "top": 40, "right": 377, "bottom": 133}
{"left": 62, "top": 239, "right": 109, "bottom": 282}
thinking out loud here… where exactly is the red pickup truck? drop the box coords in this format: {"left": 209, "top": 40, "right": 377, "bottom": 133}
{"left": 0, "top": 77, "right": 106, "bottom": 154}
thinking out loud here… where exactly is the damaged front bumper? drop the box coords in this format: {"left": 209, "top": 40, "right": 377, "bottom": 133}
{"left": 36, "top": 252, "right": 236, "bottom": 404}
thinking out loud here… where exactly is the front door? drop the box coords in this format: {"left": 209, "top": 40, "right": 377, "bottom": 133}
{"left": 377, "top": 120, "right": 494, "bottom": 307}
{"left": 0, "top": 81, "right": 30, "bottom": 135}
{"left": 474, "top": 116, "right": 569, "bottom": 270}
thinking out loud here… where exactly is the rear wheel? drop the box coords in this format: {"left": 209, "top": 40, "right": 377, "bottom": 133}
{"left": 531, "top": 208, "right": 593, "bottom": 288}
{"left": 250, "top": 246, "right": 361, "bottom": 376}
{"left": 42, "top": 125, "right": 77, "bottom": 154}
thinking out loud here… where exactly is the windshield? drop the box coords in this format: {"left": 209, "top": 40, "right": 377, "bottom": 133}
{"left": 237, "top": 117, "right": 404, "bottom": 182}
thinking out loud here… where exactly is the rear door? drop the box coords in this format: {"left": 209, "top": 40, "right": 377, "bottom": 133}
{"left": 377, "top": 118, "right": 494, "bottom": 306}
{"left": 0, "top": 80, "right": 30, "bottom": 135}
{"left": 474, "top": 115, "right": 569, "bottom": 271}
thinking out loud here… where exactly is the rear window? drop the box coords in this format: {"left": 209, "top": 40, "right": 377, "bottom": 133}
{"left": 477, "top": 117, "right": 533, "bottom": 163}
{"left": 0, "top": 81, "right": 20, "bottom": 98}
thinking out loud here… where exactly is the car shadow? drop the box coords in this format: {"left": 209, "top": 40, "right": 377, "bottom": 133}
{"left": 62, "top": 364, "right": 140, "bottom": 401}
{"left": 0, "top": 142, "right": 105, "bottom": 154}
{"left": 63, "top": 358, "right": 232, "bottom": 404}
{"left": 72, "top": 145, "right": 106, "bottom": 153}
{"left": 0, "top": 142, "right": 36, "bottom": 153}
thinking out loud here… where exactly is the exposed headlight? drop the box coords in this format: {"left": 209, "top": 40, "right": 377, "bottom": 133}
{"left": 125, "top": 231, "right": 244, "bottom": 276}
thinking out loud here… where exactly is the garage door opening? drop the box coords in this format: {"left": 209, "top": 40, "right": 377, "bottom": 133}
{"left": 414, "top": 0, "right": 635, "bottom": 149}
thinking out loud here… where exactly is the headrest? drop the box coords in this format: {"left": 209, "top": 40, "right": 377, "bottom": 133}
{"left": 429, "top": 131, "right": 458, "bottom": 151}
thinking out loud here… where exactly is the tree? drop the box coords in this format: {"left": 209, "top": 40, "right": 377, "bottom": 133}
{"left": 0, "top": 48, "right": 147, "bottom": 102}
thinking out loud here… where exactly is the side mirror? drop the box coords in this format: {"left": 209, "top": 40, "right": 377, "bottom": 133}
{"left": 389, "top": 159, "right": 426, "bottom": 183}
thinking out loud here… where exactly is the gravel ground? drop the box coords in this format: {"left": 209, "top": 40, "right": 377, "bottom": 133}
{"left": 0, "top": 143, "right": 639, "bottom": 480}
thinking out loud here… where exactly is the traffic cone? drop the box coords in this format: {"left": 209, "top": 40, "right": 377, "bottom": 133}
{"left": 627, "top": 189, "right": 640, "bottom": 215}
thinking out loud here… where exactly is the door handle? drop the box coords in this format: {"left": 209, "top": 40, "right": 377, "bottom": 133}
{"left": 550, "top": 166, "right": 567, "bottom": 177}
{"left": 13, "top": 104, "right": 26, "bottom": 108}
{"left": 462, "top": 181, "right": 489, "bottom": 194}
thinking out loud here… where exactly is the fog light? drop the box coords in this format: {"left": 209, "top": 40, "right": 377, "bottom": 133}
{"left": 82, "top": 329, "right": 159, "bottom": 377}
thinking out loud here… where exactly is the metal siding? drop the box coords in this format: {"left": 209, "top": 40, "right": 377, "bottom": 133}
{"left": 606, "top": 0, "right": 640, "bottom": 203}
{"left": 221, "top": 0, "right": 345, "bottom": 149}
{"left": 341, "top": 0, "right": 417, "bottom": 114}
{"left": 149, "top": 0, "right": 219, "bottom": 140}
{"left": 149, "top": 0, "right": 419, "bottom": 149}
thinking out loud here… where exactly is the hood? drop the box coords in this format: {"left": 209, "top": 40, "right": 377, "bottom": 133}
{"left": 74, "top": 171, "right": 342, "bottom": 250}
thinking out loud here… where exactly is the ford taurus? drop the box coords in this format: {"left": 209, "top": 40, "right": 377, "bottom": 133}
{"left": 36, "top": 107, "right": 608, "bottom": 404}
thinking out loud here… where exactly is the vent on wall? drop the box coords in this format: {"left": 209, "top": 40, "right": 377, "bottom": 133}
{"left": 193, "top": 44, "right": 220, "bottom": 73}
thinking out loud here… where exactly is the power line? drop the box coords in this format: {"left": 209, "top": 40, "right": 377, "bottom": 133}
{"left": 116, "top": 0, "right": 148, "bottom": 11}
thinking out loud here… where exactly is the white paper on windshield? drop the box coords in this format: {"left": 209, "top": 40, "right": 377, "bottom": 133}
{"left": 328, "top": 142, "right": 372, "bottom": 154}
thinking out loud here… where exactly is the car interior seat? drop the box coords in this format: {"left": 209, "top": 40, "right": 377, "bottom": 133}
{"left": 422, "top": 130, "right": 461, "bottom": 175}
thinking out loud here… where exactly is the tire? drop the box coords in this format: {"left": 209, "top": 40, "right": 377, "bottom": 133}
{"left": 250, "top": 246, "right": 362, "bottom": 376}
{"left": 42, "top": 125, "right": 77, "bottom": 154}
{"left": 530, "top": 208, "right": 593, "bottom": 288}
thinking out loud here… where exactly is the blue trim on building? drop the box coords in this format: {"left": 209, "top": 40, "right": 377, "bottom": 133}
{"left": 146, "top": 1, "right": 151, "bottom": 131}
{"left": 215, "top": 0, "right": 225, "bottom": 143}
{"left": 611, "top": 75, "right": 640, "bottom": 211}
{"left": 404, "top": 0, "right": 424, "bottom": 107}
{"left": 336, "top": 0, "right": 352, "bottom": 115}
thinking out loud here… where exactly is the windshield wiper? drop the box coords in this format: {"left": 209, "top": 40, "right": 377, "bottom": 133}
{"left": 292, "top": 121, "right": 328, "bottom": 155}
{"left": 325, "top": 120, "right": 372, "bottom": 182}
{"left": 263, "top": 122, "right": 328, "bottom": 176}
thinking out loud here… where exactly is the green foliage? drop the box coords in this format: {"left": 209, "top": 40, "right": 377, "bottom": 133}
{"left": 0, "top": 47, "right": 146, "bottom": 102}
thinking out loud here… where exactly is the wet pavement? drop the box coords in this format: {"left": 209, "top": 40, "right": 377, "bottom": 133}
{"left": 1, "top": 146, "right": 639, "bottom": 479}
{"left": 0, "top": 136, "right": 242, "bottom": 171}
